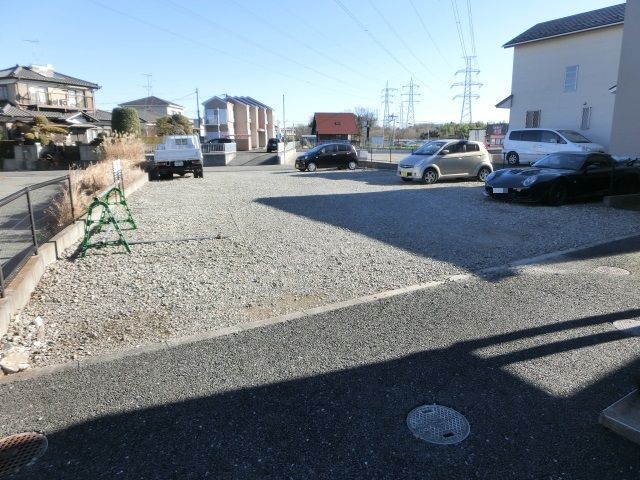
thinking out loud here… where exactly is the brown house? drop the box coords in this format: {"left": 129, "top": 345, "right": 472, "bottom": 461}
{"left": 0, "top": 64, "right": 104, "bottom": 143}
{"left": 311, "top": 112, "right": 358, "bottom": 142}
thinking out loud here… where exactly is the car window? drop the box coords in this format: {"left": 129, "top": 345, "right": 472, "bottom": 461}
{"left": 508, "top": 131, "right": 522, "bottom": 141}
{"left": 521, "top": 130, "right": 541, "bottom": 142}
{"left": 557, "top": 130, "right": 592, "bottom": 143}
{"left": 445, "top": 142, "right": 465, "bottom": 154}
{"left": 321, "top": 144, "right": 337, "bottom": 154}
{"left": 585, "top": 154, "right": 612, "bottom": 168}
{"left": 533, "top": 153, "right": 584, "bottom": 170}
{"left": 465, "top": 143, "right": 480, "bottom": 152}
{"left": 539, "top": 131, "right": 564, "bottom": 144}
{"left": 338, "top": 144, "right": 350, "bottom": 152}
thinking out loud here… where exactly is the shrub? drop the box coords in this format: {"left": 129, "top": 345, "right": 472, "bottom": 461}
{"left": 49, "top": 134, "right": 147, "bottom": 226}
{"left": 111, "top": 107, "right": 140, "bottom": 136}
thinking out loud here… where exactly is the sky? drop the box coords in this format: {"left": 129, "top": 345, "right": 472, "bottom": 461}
{"left": 1, "top": 0, "right": 624, "bottom": 128}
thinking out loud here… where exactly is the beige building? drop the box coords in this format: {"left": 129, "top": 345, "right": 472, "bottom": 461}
{"left": 498, "top": 4, "right": 626, "bottom": 151}
{"left": 202, "top": 95, "right": 275, "bottom": 151}
{"left": 610, "top": 0, "right": 640, "bottom": 157}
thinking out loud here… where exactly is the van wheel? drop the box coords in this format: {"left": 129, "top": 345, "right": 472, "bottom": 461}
{"left": 307, "top": 162, "right": 317, "bottom": 172}
{"left": 421, "top": 168, "right": 438, "bottom": 185}
{"left": 506, "top": 152, "right": 519, "bottom": 165}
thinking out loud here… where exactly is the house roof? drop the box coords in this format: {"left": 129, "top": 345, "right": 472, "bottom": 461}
{"left": 119, "top": 96, "right": 183, "bottom": 108}
{"left": 503, "top": 3, "right": 625, "bottom": 48}
{"left": 312, "top": 112, "right": 358, "bottom": 135}
{"left": 0, "top": 65, "right": 100, "bottom": 89}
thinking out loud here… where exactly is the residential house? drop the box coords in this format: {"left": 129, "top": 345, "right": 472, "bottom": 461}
{"left": 311, "top": 113, "right": 358, "bottom": 143}
{"left": 497, "top": 4, "right": 625, "bottom": 150}
{"left": 0, "top": 64, "right": 102, "bottom": 143}
{"left": 202, "top": 95, "right": 275, "bottom": 151}
{"left": 610, "top": 0, "right": 640, "bottom": 157}
{"left": 118, "top": 96, "right": 187, "bottom": 137}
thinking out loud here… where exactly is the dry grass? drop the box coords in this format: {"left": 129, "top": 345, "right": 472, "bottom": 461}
{"left": 50, "top": 134, "right": 148, "bottom": 226}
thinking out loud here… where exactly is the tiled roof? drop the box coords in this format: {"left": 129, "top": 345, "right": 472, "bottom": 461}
{"left": 119, "top": 96, "right": 183, "bottom": 108}
{"left": 0, "top": 65, "right": 99, "bottom": 89}
{"left": 313, "top": 112, "right": 358, "bottom": 135}
{"left": 94, "top": 109, "right": 112, "bottom": 121}
{"left": 504, "top": 3, "right": 625, "bottom": 47}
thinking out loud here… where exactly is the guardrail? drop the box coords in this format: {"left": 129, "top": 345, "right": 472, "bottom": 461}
{"left": 0, "top": 176, "right": 75, "bottom": 298}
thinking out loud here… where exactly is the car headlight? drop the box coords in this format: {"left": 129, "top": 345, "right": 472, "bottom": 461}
{"left": 523, "top": 175, "right": 538, "bottom": 187}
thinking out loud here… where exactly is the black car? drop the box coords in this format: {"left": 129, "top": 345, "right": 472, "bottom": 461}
{"left": 295, "top": 143, "right": 359, "bottom": 172}
{"left": 484, "top": 152, "right": 640, "bottom": 205}
{"left": 267, "top": 138, "right": 281, "bottom": 152}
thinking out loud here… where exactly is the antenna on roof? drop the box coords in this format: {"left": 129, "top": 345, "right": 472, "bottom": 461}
{"left": 23, "top": 39, "right": 40, "bottom": 64}
{"left": 141, "top": 74, "right": 153, "bottom": 97}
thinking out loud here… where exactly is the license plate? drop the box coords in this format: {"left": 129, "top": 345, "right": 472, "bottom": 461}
{"left": 174, "top": 161, "right": 184, "bottom": 166}
{"left": 401, "top": 171, "right": 410, "bottom": 177}
{"left": 493, "top": 187, "right": 508, "bottom": 193}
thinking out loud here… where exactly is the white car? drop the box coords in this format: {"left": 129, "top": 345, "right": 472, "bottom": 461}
{"left": 397, "top": 139, "right": 493, "bottom": 184}
{"left": 502, "top": 128, "right": 605, "bottom": 166}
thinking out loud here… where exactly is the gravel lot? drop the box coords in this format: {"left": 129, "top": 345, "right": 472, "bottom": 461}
{"left": 3, "top": 166, "right": 639, "bottom": 369}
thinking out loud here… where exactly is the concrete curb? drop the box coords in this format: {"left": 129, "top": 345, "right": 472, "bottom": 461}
{"left": 0, "top": 173, "right": 148, "bottom": 336}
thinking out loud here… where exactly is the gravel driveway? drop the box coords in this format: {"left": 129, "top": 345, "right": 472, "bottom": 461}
{"left": 5, "top": 166, "right": 639, "bottom": 368}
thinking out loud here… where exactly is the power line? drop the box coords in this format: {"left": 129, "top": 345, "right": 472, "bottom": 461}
{"left": 367, "top": 0, "right": 433, "bottom": 87}
{"left": 408, "top": 0, "right": 452, "bottom": 69}
{"left": 450, "top": 0, "right": 468, "bottom": 58}
{"left": 333, "top": 0, "right": 418, "bottom": 80}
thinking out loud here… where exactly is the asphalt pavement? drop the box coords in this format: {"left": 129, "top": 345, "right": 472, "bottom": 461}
{"left": 1, "top": 236, "right": 640, "bottom": 479}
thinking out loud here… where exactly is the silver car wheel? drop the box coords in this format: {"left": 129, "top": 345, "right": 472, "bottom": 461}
{"left": 478, "top": 167, "right": 491, "bottom": 182}
{"left": 423, "top": 169, "right": 438, "bottom": 185}
{"left": 348, "top": 161, "right": 357, "bottom": 170}
{"left": 307, "top": 162, "right": 317, "bottom": 172}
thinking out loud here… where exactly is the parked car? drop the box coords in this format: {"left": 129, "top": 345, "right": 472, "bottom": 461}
{"left": 484, "top": 152, "right": 640, "bottom": 205}
{"left": 205, "top": 138, "right": 235, "bottom": 144}
{"left": 151, "top": 135, "right": 204, "bottom": 180}
{"left": 267, "top": 138, "right": 281, "bottom": 152}
{"left": 502, "top": 128, "right": 604, "bottom": 166}
{"left": 295, "top": 143, "right": 358, "bottom": 171}
{"left": 397, "top": 139, "right": 493, "bottom": 184}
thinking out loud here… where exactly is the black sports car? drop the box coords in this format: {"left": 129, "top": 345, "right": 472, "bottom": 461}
{"left": 484, "top": 152, "right": 640, "bottom": 205}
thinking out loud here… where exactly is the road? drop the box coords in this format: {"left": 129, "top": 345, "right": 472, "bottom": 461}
{"left": 2, "top": 239, "right": 640, "bottom": 479}
{"left": 0, "top": 170, "right": 68, "bottom": 198}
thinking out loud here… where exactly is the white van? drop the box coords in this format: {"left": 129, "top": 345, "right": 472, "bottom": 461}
{"left": 502, "top": 129, "right": 605, "bottom": 166}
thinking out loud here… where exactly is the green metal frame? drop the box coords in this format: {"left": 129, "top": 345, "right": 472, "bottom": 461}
{"left": 80, "top": 186, "right": 137, "bottom": 257}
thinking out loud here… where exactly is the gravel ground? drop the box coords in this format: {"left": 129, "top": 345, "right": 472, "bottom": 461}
{"left": 2, "top": 166, "right": 639, "bottom": 370}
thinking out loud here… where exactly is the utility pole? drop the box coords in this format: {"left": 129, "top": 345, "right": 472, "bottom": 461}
{"left": 402, "top": 78, "right": 420, "bottom": 128}
{"left": 282, "top": 94, "right": 286, "bottom": 151}
{"left": 451, "top": 56, "right": 482, "bottom": 125}
{"left": 381, "top": 81, "right": 397, "bottom": 147}
{"left": 195, "top": 88, "right": 202, "bottom": 139}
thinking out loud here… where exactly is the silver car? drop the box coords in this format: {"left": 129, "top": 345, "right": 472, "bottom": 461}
{"left": 397, "top": 139, "right": 493, "bottom": 184}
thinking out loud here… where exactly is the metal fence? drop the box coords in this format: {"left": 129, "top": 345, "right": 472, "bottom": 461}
{"left": 0, "top": 175, "right": 75, "bottom": 298}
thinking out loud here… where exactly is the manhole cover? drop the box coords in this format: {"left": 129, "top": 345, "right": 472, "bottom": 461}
{"left": 406, "top": 404, "right": 470, "bottom": 445}
{"left": 613, "top": 319, "right": 640, "bottom": 337}
{"left": 0, "top": 432, "right": 48, "bottom": 476}
{"left": 593, "top": 266, "right": 631, "bottom": 276}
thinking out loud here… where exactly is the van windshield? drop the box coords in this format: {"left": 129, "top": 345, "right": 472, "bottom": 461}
{"left": 557, "top": 130, "right": 592, "bottom": 143}
{"left": 413, "top": 141, "right": 447, "bottom": 155}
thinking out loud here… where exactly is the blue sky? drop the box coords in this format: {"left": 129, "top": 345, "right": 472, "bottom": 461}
{"left": 2, "top": 0, "right": 623, "bottom": 127}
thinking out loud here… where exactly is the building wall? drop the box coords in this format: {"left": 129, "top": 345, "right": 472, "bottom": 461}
{"left": 508, "top": 25, "right": 623, "bottom": 149}
{"left": 610, "top": 0, "right": 640, "bottom": 157}
{"left": 232, "top": 102, "right": 251, "bottom": 151}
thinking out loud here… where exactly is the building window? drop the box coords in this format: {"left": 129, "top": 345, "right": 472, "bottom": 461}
{"left": 0, "top": 85, "right": 7, "bottom": 100}
{"left": 564, "top": 65, "right": 579, "bottom": 92}
{"left": 525, "top": 110, "right": 541, "bottom": 128}
{"left": 67, "top": 90, "right": 77, "bottom": 107}
{"left": 581, "top": 106, "right": 592, "bottom": 130}
{"left": 28, "top": 86, "right": 48, "bottom": 104}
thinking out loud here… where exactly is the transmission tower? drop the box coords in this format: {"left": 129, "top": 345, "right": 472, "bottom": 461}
{"left": 451, "top": 56, "right": 482, "bottom": 124}
{"left": 402, "top": 78, "right": 420, "bottom": 128}
{"left": 381, "top": 81, "right": 397, "bottom": 140}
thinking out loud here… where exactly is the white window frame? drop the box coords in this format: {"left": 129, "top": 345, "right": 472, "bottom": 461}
{"left": 67, "top": 89, "right": 77, "bottom": 107}
{"left": 564, "top": 65, "right": 579, "bottom": 92}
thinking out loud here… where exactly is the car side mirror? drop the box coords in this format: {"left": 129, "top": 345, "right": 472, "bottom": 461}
{"left": 440, "top": 149, "right": 450, "bottom": 155}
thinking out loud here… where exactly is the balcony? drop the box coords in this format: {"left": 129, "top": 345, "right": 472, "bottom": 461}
{"left": 20, "top": 94, "right": 87, "bottom": 110}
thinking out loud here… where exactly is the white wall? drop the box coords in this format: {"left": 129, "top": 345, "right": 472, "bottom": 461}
{"left": 509, "top": 25, "right": 623, "bottom": 149}
{"left": 610, "top": 0, "right": 640, "bottom": 157}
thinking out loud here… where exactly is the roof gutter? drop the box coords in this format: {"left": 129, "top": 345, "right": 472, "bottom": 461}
{"left": 503, "top": 21, "right": 623, "bottom": 48}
